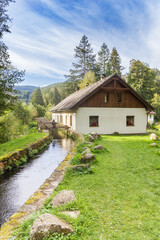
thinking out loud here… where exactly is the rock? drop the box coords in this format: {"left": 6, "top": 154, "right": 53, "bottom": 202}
{"left": 81, "top": 154, "right": 95, "bottom": 163}
{"left": 82, "top": 148, "right": 91, "bottom": 155}
{"left": 93, "top": 145, "right": 104, "bottom": 150}
{"left": 150, "top": 133, "right": 159, "bottom": 141}
{"left": 87, "top": 135, "right": 95, "bottom": 142}
{"left": 91, "top": 133, "right": 101, "bottom": 139}
{"left": 61, "top": 211, "right": 80, "bottom": 219}
{"left": 70, "top": 164, "right": 90, "bottom": 170}
{"left": 30, "top": 213, "right": 74, "bottom": 240}
{"left": 52, "top": 190, "right": 76, "bottom": 207}
{"left": 151, "top": 143, "right": 157, "bottom": 146}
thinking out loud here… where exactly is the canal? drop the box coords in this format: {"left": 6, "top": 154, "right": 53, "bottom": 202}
{"left": 0, "top": 138, "right": 74, "bottom": 227}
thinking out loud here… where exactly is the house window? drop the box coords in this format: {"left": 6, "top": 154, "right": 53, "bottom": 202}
{"left": 126, "top": 116, "right": 134, "bottom": 126}
{"left": 65, "top": 115, "right": 67, "bottom": 125}
{"left": 89, "top": 116, "right": 99, "bottom": 127}
{"left": 60, "top": 115, "right": 63, "bottom": 123}
{"left": 117, "top": 93, "right": 122, "bottom": 102}
{"left": 70, "top": 116, "right": 72, "bottom": 126}
{"left": 105, "top": 93, "right": 109, "bottom": 103}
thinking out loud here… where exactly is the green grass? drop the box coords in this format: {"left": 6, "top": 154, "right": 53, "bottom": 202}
{"left": 0, "top": 132, "right": 48, "bottom": 157}
{"left": 13, "top": 135, "right": 160, "bottom": 240}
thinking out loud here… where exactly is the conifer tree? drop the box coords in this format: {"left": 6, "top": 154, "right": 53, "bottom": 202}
{"left": 110, "top": 47, "right": 124, "bottom": 75}
{"left": 98, "top": 43, "right": 111, "bottom": 76}
{"left": 65, "top": 35, "right": 96, "bottom": 94}
{"left": 52, "top": 87, "right": 61, "bottom": 105}
{"left": 31, "top": 87, "right": 44, "bottom": 106}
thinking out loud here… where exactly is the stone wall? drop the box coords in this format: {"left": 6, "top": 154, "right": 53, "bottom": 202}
{"left": 0, "top": 134, "right": 50, "bottom": 176}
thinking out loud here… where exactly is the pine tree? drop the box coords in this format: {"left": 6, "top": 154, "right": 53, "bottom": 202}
{"left": 0, "top": 0, "right": 24, "bottom": 115}
{"left": 65, "top": 35, "right": 96, "bottom": 94}
{"left": 52, "top": 87, "right": 61, "bottom": 105}
{"left": 98, "top": 43, "right": 111, "bottom": 76}
{"left": 127, "top": 59, "right": 156, "bottom": 102}
{"left": 110, "top": 47, "right": 124, "bottom": 75}
{"left": 31, "top": 87, "right": 45, "bottom": 106}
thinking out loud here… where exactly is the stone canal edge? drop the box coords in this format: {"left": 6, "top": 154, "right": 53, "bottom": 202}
{"left": 0, "top": 141, "right": 78, "bottom": 240}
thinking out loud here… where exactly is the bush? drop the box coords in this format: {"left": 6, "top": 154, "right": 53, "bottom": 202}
{"left": 36, "top": 105, "right": 46, "bottom": 117}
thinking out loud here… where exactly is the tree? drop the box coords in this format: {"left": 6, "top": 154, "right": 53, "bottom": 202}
{"left": 0, "top": 0, "right": 24, "bottom": 115}
{"left": 151, "top": 93, "right": 160, "bottom": 121}
{"left": 65, "top": 35, "right": 96, "bottom": 94}
{"left": 110, "top": 47, "right": 124, "bottom": 75}
{"left": 31, "top": 87, "right": 45, "bottom": 106}
{"left": 0, "top": 0, "right": 14, "bottom": 38}
{"left": 98, "top": 43, "right": 111, "bottom": 76}
{"left": 127, "top": 59, "right": 156, "bottom": 102}
{"left": 13, "top": 101, "right": 31, "bottom": 125}
{"left": 0, "top": 42, "right": 25, "bottom": 115}
{"left": 153, "top": 68, "right": 160, "bottom": 95}
{"left": 79, "top": 71, "right": 96, "bottom": 89}
{"left": 52, "top": 87, "right": 61, "bottom": 105}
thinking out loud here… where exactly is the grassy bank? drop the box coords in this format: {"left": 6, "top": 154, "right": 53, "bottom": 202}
{"left": 13, "top": 134, "right": 160, "bottom": 240}
{"left": 0, "top": 132, "right": 48, "bottom": 157}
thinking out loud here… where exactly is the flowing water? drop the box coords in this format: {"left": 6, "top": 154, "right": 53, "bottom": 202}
{"left": 0, "top": 138, "right": 74, "bottom": 226}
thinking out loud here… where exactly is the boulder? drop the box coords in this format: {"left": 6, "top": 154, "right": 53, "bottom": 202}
{"left": 151, "top": 143, "right": 157, "bottom": 147}
{"left": 87, "top": 135, "right": 95, "bottom": 142}
{"left": 93, "top": 145, "right": 104, "bottom": 150}
{"left": 82, "top": 148, "right": 91, "bottom": 155}
{"left": 71, "top": 164, "right": 90, "bottom": 170}
{"left": 52, "top": 190, "right": 76, "bottom": 207}
{"left": 150, "top": 133, "right": 159, "bottom": 141}
{"left": 61, "top": 211, "right": 80, "bottom": 219}
{"left": 30, "top": 213, "right": 74, "bottom": 240}
{"left": 81, "top": 154, "right": 95, "bottom": 163}
{"left": 91, "top": 133, "right": 101, "bottom": 139}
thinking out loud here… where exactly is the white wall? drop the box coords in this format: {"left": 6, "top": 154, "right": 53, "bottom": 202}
{"left": 76, "top": 107, "right": 147, "bottom": 134}
{"left": 52, "top": 112, "right": 76, "bottom": 130}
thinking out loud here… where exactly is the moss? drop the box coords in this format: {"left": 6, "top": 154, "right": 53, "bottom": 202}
{"left": 10, "top": 212, "right": 27, "bottom": 222}
{"left": 0, "top": 135, "right": 50, "bottom": 176}
{"left": 25, "top": 192, "right": 44, "bottom": 205}
{"left": 0, "top": 212, "right": 27, "bottom": 240}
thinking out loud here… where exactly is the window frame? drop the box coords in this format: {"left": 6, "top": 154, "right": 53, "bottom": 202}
{"left": 105, "top": 93, "right": 109, "bottom": 103}
{"left": 70, "top": 115, "right": 72, "bottom": 126}
{"left": 89, "top": 116, "right": 99, "bottom": 127}
{"left": 117, "top": 92, "right": 122, "bottom": 103}
{"left": 126, "top": 116, "right": 135, "bottom": 126}
{"left": 60, "top": 115, "right": 63, "bottom": 124}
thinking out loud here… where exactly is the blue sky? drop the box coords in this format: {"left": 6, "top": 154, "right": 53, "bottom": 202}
{"left": 3, "top": 0, "right": 160, "bottom": 86}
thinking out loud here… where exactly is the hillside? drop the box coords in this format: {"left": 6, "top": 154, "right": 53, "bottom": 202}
{"left": 15, "top": 85, "right": 37, "bottom": 103}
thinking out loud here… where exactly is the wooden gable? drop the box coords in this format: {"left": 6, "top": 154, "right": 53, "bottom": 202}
{"left": 79, "top": 77, "right": 145, "bottom": 108}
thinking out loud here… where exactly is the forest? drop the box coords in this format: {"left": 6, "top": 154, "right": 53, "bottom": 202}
{"left": 0, "top": 0, "right": 160, "bottom": 145}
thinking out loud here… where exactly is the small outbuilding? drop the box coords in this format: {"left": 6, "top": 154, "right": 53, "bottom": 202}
{"left": 51, "top": 73, "right": 153, "bottom": 134}
{"left": 148, "top": 111, "right": 156, "bottom": 125}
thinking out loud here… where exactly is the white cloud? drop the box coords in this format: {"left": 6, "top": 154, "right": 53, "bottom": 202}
{"left": 3, "top": 0, "right": 160, "bottom": 85}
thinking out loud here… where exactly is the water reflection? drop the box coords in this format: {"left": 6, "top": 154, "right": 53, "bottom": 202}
{"left": 0, "top": 138, "right": 74, "bottom": 226}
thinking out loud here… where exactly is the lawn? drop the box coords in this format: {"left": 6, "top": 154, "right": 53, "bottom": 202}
{"left": 13, "top": 134, "right": 160, "bottom": 240}
{"left": 0, "top": 132, "right": 48, "bottom": 157}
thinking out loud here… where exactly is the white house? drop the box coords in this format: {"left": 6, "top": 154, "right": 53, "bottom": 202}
{"left": 51, "top": 73, "right": 154, "bottom": 134}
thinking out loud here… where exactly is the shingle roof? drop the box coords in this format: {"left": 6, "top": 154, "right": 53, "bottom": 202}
{"left": 51, "top": 73, "right": 153, "bottom": 112}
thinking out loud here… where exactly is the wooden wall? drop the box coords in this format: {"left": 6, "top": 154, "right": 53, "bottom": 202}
{"left": 79, "top": 79, "right": 145, "bottom": 108}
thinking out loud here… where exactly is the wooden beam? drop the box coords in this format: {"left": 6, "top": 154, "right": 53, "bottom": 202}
{"left": 101, "top": 87, "right": 129, "bottom": 91}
